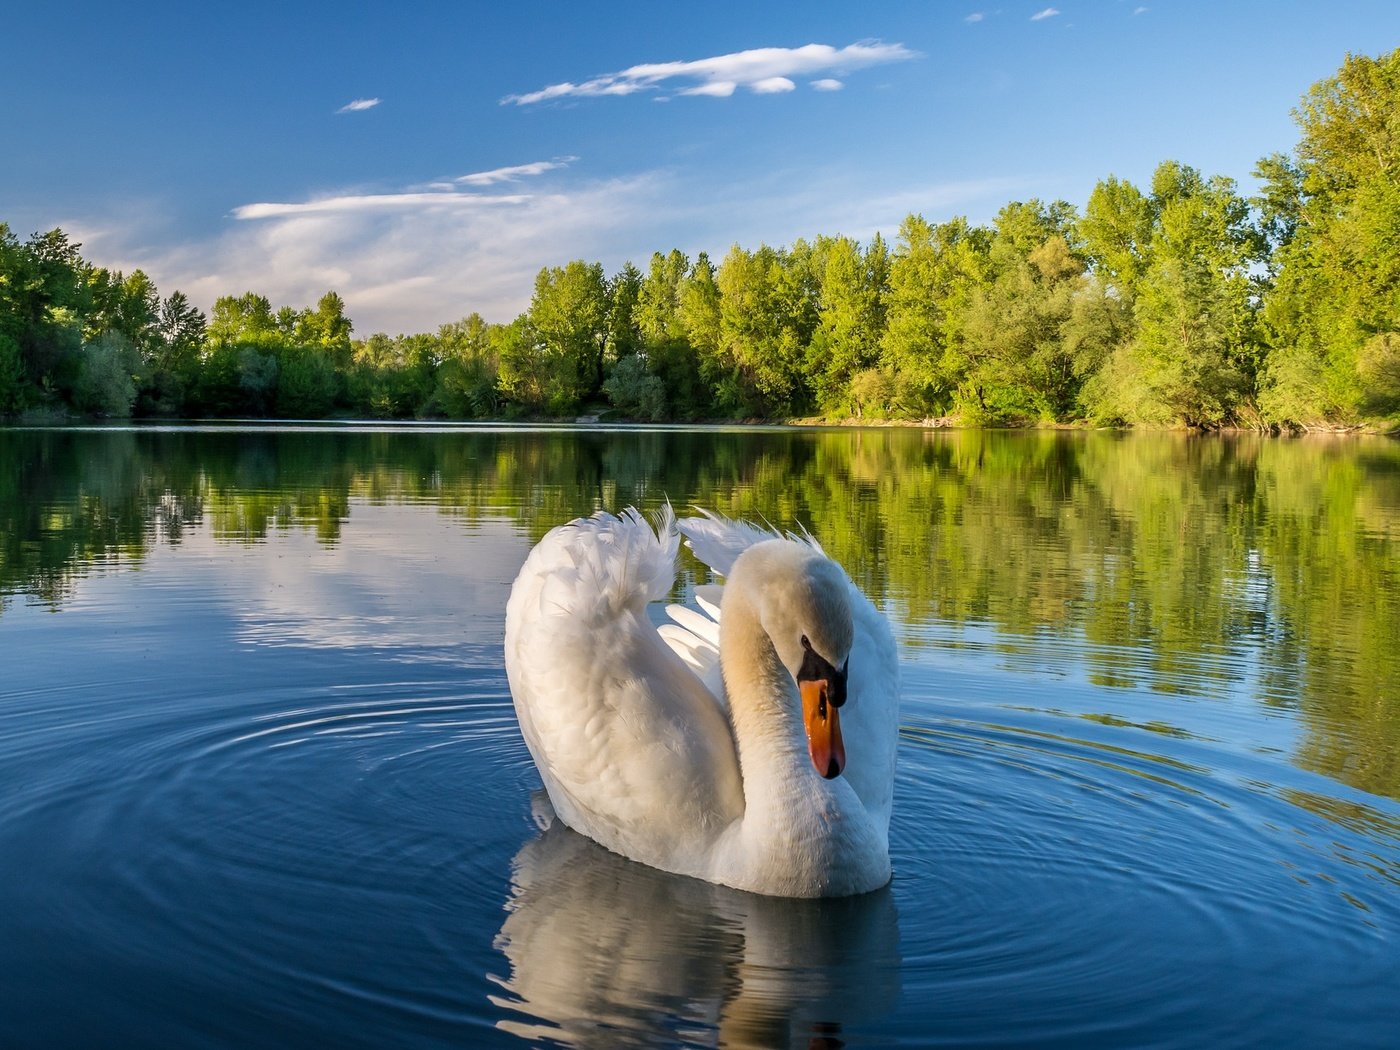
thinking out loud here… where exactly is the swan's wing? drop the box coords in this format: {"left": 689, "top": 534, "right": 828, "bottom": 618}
{"left": 678, "top": 509, "right": 784, "bottom": 577}
{"left": 505, "top": 508, "right": 744, "bottom": 871}
{"left": 658, "top": 583, "right": 727, "bottom": 704}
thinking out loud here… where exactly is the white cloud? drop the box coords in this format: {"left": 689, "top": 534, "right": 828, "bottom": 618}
{"left": 232, "top": 192, "right": 530, "bottom": 219}
{"left": 965, "top": 12, "right": 985, "bottom": 22}
{"left": 75, "top": 170, "right": 668, "bottom": 335}
{"left": 502, "top": 42, "right": 917, "bottom": 104}
{"left": 751, "top": 77, "right": 796, "bottom": 94}
{"left": 454, "top": 157, "right": 579, "bottom": 186}
{"left": 336, "top": 97, "right": 381, "bottom": 113}
{"left": 811, "top": 79, "right": 844, "bottom": 91}
{"left": 1030, "top": 7, "right": 1060, "bottom": 20}
{"left": 1134, "top": 6, "right": 1148, "bottom": 13}
{"left": 680, "top": 81, "right": 738, "bottom": 98}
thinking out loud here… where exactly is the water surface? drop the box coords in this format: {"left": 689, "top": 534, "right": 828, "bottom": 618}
{"left": 1, "top": 425, "right": 1398, "bottom": 1048}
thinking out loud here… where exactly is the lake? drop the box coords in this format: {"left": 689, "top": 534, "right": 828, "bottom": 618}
{"left": 1, "top": 424, "right": 1398, "bottom": 1048}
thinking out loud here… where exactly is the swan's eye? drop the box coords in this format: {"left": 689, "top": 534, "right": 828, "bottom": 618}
{"left": 831, "top": 656, "right": 849, "bottom": 708}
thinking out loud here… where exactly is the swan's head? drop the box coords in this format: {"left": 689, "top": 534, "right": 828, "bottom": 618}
{"left": 735, "top": 540, "right": 854, "bottom": 781}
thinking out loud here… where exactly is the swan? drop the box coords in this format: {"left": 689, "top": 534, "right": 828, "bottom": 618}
{"left": 504, "top": 507, "right": 898, "bottom": 898}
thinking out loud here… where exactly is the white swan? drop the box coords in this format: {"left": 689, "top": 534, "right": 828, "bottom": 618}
{"left": 504, "top": 507, "right": 898, "bottom": 898}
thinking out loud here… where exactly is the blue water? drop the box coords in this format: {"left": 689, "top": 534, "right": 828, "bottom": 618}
{"left": 1, "top": 426, "right": 1397, "bottom": 1048}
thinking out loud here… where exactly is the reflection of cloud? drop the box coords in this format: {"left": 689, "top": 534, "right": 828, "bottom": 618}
{"left": 503, "top": 42, "right": 917, "bottom": 105}
{"left": 336, "top": 98, "right": 381, "bottom": 113}
{"left": 209, "top": 507, "right": 530, "bottom": 651}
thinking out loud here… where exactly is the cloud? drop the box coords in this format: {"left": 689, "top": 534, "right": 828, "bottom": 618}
{"left": 811, "top": 79, "right": 844, "bottom": 91}
{"left": 77, "top": 168, "right": 668, "bottom": 335}
{"left": 502, "top": 42, "right": 917, "bottom": 104}
{"left": 751, "top": 77, "right": 797, "bottom": 94}
{"left": 454, "top": 157, "right": 578, "bottom": 186}
{"left": 336, "top": 98, "right": 381, "bottom": 113}
{"left": 965, "top": 12, "right": 985, "bottom": 22}
{"left": 1134, "top": 6, "right": 1148, "bottom": 13}
{"left": 1030, "top": 7, "right": 1060, "bottom": 20}
{"left": 233, "top": 193, "right": 530, "bottom": 219}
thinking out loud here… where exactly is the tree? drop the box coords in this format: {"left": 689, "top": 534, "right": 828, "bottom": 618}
{"left": 605, "top": 262, "right": 643, "bottom": 365}
{"left": 1088, "top": 162, "right": 1262, "bottom": 427}
{"left": 429, "top": 313, "right": 500, "bottom": 417}
{"left": 807, "top": 235, "right": 888, "bottom": 414}
{"left": 1259, "top": 48, "right": 1400, "bottom": 427}
{"left": 881, "top": 214, "right": 992, "bottom": 417}
{"left": 716, "top": 243, "right": 816, "bottom": 416}
{"left": 519, "top": 261, "right": 609, "bottom": 413}
{"left": 603, "top": 353, "right": 666, "bottom": 420}
{"left": 72, "top": 331, "right": 140, "bottom": 416}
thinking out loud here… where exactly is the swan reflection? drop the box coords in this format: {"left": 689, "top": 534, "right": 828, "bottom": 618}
{"left": 489, "top": 801, "right": 901, "bottom": 1049}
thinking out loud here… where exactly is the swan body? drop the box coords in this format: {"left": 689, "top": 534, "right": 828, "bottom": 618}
{"left": 504, "top": 507, "right": 898, "bottom": 898}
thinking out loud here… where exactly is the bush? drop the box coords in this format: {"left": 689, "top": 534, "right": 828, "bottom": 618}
{"left": 72, "top": 332, "right": 140, "bottom": 417}
{"left": 603, "top": 354, "right": 667, "bottom": 420}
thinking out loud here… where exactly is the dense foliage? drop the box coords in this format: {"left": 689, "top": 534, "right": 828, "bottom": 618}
{"left": 3, "top": 49, "right": 1399, "bottom": 430}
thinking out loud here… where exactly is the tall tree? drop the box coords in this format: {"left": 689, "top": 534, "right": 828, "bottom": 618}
{"left": 1259, "top": 48, "right": 1400, "bottom": 425}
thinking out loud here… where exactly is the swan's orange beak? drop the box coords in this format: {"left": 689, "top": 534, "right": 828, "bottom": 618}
{"left": 801, "top": 678, "right": 846, "bottom": 779}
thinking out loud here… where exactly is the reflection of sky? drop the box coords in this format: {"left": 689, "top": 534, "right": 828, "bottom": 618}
{"left": 202, "top": 505, "right": 532, "bottom": 653}
{"left": 900, "top": 617, "right": 1304, "bottom": 763}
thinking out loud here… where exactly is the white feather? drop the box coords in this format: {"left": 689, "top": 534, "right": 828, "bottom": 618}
{"left": 505, "top": 506, "right": 899, "bottom": 897}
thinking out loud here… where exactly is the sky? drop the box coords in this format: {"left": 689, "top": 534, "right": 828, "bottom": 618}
{"left": 5, "top": 1, "right": 1400, "bottom": 335}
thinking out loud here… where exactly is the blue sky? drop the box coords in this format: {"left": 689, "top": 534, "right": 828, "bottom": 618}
{"left": 5, "top": 1, "right": 1399, "bottom": 334}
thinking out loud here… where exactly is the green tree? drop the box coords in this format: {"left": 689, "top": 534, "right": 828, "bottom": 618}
{"left": 1089, "top": 162, "right": 1262, "bottom": 427}
{"left": 807, "top": 235, "right": 888, "bottom": 415}
{"left": 1259, "top": 48, "right": 1400, "bottom": 427}
{"left": 881, "top": 214, "right": 992, "bottom": 417}
{"left": 518, "top": 261, "right": 608, "bottom": 413}
{"left": 72, "top": 331, "right": 140, "bottom": 416}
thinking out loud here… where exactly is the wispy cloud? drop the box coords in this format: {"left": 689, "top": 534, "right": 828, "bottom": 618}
{"left": 454, "top": 157, "right": 579, "bottom": 186}
{"left": 232, "top": 193, "right": 530, "bottom": 220}
{"left": 1030, "top": 7, "right": 1060, "bottom": 20}
{"left": 811, "top": 79, "right": 844, "bottom": 92}
{"left": 336, "top": 97, "right": 381, "bottom": 113}
{"left": 502, "top": 42, "right": 917, "bottom": 105}
{"left": 230, "top": 158, "right": 575, "bottom": 219}
{"left": 1134, "top": 6, "right": 1148, "bottom": 13}
{"left": 965, "top": 12, "right": 985, "bottom": 23}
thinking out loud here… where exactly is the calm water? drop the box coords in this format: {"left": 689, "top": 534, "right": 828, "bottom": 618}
{"left": 1, "top": 424, "right": 1398, "bottom": 1049}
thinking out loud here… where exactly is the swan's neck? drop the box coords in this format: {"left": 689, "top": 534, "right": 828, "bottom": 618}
{"left": 720, "top": 594, "right": 814, "bottom": 820}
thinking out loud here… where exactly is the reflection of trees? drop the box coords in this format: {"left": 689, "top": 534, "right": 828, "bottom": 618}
{"left": 1, "top": 427, "right": 1397, "bottom": 799}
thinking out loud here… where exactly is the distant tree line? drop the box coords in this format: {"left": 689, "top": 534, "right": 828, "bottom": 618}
{"left": 3, "top": 49, "right": 1398, "bottom": 430}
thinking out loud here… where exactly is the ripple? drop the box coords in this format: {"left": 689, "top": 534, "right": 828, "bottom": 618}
{"left": 886, "top": 700, "right": 1400, "bottom": 1047}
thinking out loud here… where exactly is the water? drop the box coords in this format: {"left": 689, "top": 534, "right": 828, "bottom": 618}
{"left": 1, "top": 424, "right": 1398, "bottom": 1048}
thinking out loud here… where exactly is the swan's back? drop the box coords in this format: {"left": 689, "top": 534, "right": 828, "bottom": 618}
{"left": 504, "top": 509, "right": 744, "bottom": 876}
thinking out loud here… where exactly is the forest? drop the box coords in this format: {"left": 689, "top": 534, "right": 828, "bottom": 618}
{"left": 2, "top": 49, "right": 1399, "bottom": 431}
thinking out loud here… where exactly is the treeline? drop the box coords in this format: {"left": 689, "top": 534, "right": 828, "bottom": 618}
{"left": 3, "top": 49, "right": 1399, "bottom": 430}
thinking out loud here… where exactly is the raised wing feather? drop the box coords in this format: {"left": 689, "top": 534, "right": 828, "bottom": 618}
{"left": 505, "top": 508, "right": 744, "bottom": 873}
